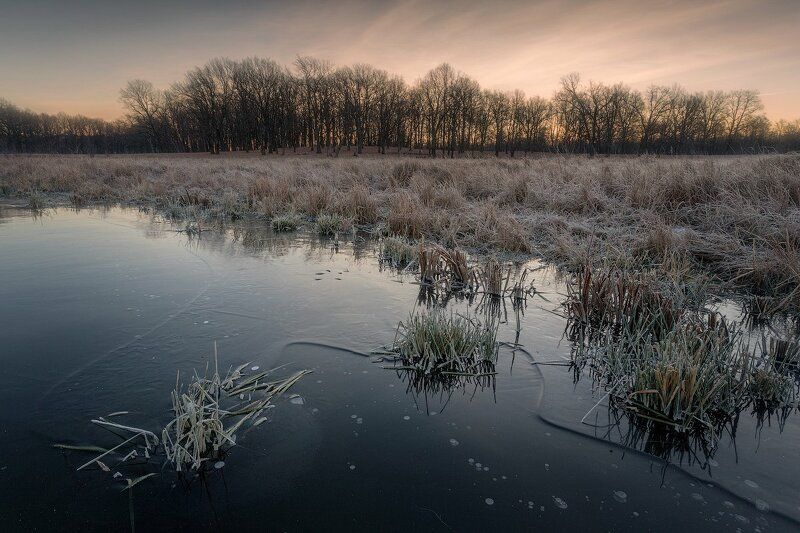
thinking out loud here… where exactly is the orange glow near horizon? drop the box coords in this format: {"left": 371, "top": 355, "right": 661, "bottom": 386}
{"left": 1, "top": 0, "right": 798, "bottom": 121}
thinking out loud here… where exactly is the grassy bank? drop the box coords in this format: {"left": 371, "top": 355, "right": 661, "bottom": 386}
{"left": 2, "top": 153, "right": 798, "bottom": 311}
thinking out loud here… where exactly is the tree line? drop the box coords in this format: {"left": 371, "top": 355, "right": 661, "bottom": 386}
{"left": 2, "top": 57, "right": 799, "bottom": 155}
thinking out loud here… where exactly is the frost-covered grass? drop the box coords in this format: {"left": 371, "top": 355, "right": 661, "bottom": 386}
{"left": 3, "top": 153, "right": 799, "bottom": 310}
{"left": 382, "top": 310, "right": 498, "bottom": 378}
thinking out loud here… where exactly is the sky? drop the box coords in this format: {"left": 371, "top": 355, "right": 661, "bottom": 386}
{"left": 0, "top": 0, "right": 798, "bottom": 120}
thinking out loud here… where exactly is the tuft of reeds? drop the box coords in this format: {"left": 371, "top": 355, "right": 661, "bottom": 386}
{"left": 439, "top": 247, "right": 475, "bottom": 290}
{"left": 271, "top": 213, "right": 300, "bottom": 232}
{"left": 27, "top": 189, "right": 44, "bottom": 210}
{"left": 569, "top": 276, "right": 800, "bottom": 441}
{"left": 382, "top": 236, "right": 416, "bottom": 267}
{"left": 478, "top": 257, "right": 504, "bottom": 296}
{"left": 564, "top": 264, "right": 682, "bottom": 340}
{"left": 377, "top": 310, "right": 499, "bottom": 382}
{"left": 606, "top": 315, "right": 748, "bottom": 430}
{"left": 416, "top": 243, "right": 478, "bottom": 292}
{"left": 418, "top": 243, "right": 444, "bottom": 284}
{"left": 764, "top": 335, "right": 800, "bottom": 374}
{"left": 746, "top": 335, "right": 800, "bottom": 407}
{"left": 60, "top": 345, "right": 311, "bottom": 478}
{"left": 749, "top": 366, "right": 796, "bottom": 410}
{"left": 315, "top": 213, "right": 349, "bottom": 236}
{"left": 508, "top": 267, "right": 536, "bottom": 302}
{"left": 162, "top": 354, "right": 311, "bottom": 471}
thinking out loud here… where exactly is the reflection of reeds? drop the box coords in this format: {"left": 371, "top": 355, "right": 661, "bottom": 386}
{"left": 416, "top": 284, "right": 476, "bottom": 309}
{"left": 599, "top": 402, "right": 726, "bottom": 467}
{"left": 394, "top": 360, "right": 496, "bottom": 415}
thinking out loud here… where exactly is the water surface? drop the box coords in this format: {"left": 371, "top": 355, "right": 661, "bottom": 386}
{"left": 0, "top": 206, "right": 797, "bottom": 531}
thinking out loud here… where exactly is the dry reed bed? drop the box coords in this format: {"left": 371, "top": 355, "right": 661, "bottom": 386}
{"left": 2, "top": 153, "right": 799, "bottom": 308}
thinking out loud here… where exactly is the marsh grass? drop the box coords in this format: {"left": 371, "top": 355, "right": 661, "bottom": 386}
{"left": 163, "top": 355, "right": 311, "bottom": 471}
{"left": 271, "top": 213, "right": 301, "bottom": 232}
{"left": 382, "top": 236, "right": 416, "bottom": 267}
{"left": 69, "top": 191, "right": 87, "bottom": 207}
{"left": 564, "top": 264, "right": 683, "bottom": 341}
{"left": 3, "top": 154, "right": 799, "bottom": 306}
{"left": 27, "top": 189, "right": 44, "bottom": 210}
{"left": 561, "top": 257, "right": 800, "bottom": 458}
{"left": 508, "top": 268, "right": 537, "bottom": 302}
{"left": 315, "top": 213, "right": 350, "bottom": 236}
{"left": 418, "top": 243, "right": 444, "bottom": 284}
{"left": 376, "top": 310, "right": 499, "bottom": 387}
{"left": 765, "top": 335, "right": 800, "bottom": 373}
{"left": 607, "top": 315, "right": 749, "bottom": 430}
{"left": 478, "top": 258, "right": 504, "bottom": 296}
{"left": 566, "top": 263, "right": 800, "bottom": 442}
{"left": 439, "top": 247, "right": 474, "bottom": 289}
{"left": 749, "top": 366, "right": 796, "bottom": 410}
{"left": 746, "top": 335, "right": 800, "bottom": 407}
{"left": 744, "top": 295, "right": 782, "bottom": 327}
{"left": 415, "top": 243, "right": 476, "bottom": 291}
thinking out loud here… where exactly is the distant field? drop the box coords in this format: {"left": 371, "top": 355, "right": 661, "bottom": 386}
{"left": 1, "top": 153, "right": 798, "bottom": 310}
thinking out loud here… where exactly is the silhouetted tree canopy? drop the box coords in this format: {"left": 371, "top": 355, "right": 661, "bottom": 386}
{"left": 2, "top": 58, "right": 799, "bottom": 155}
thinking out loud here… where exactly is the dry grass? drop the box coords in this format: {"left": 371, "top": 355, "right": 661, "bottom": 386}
{"left": 478, "top": 257, "right": 504, "bottom": 296}
{"left": 418, "top": 243, "right": 444, "bottom": 284}
{"left": 2, "top": 153, "right": 799, "bottom": 308}
{"left": 564, "top": 264, "right": 684, "bottom": 338}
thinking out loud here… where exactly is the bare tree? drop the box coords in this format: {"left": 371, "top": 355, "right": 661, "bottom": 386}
{"left": 2, "top": 56, "right": 793, "bottom": 155}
